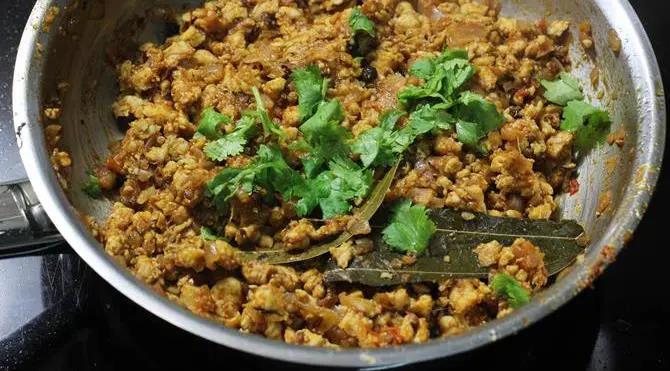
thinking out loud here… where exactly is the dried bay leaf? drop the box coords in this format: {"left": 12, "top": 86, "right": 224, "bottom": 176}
{"left": 240, "top": 161, "right": 400, "bottom": 264}
{"left": 325, "top": 209, "right": 586, "bottom": 286}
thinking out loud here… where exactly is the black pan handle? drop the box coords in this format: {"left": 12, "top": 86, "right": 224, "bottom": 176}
{"left": 0, "top": 182, "right": 63, "bottom": 257}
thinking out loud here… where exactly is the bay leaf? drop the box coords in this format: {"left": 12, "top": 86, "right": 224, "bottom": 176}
{"left": 324, "top": 209, "right": 585, "bottom": 286}
{"left": 240, "top": 160, "right": 400, "bottom": 264}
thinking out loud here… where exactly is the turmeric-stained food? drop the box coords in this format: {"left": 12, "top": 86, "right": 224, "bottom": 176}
{"left": 92, "top": 0, "right": 609, "bottom": 348}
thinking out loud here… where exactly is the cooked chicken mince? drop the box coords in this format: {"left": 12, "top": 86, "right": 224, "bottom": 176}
{"left": 73, "top": 0, "right": 610, "bottom": 348}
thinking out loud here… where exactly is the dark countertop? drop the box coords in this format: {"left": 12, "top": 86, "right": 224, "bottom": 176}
{"left": 0, "top": 0, "right": 29, "bottom": 184}
{"left": 0, "top": 1, "right": 667, "bottom": 370}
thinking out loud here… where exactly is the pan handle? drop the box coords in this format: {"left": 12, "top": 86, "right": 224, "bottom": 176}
{"left": 0, "top": 182, "right": 64, "bottom": 257}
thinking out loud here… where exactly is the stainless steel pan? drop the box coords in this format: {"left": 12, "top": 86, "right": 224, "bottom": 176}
{"left": 5, "top": 0, "right": 665, "bottom": 367}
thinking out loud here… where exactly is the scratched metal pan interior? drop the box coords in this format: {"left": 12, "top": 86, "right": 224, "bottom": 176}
{"left": 15, "top": 0, "right": 665, "bottom": 367}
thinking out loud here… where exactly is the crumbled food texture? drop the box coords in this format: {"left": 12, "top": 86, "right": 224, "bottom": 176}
{"left": 579, "top": 21, "right": 594, "bottom": 50}
{"left": 444, "top": 279, "right": 491, "bottom": 314}
{"left": 547, "top": 20, "right": 570, "bottom": 38}
{"left": 44, "top": 107, "right": 62, "bottom": 120}
{"left": 607, "top": 128, "right": 626, "bottom": 147}
{"left": 85, "top": 0, "right": 582, "bottom": 348}
{"left": 590, "top": 68, "right": 600, "bottom": 88}
{"left": 493, "top": 238, "right": 549, "bottom": 290}
{"left": 596, "top": 190, "right": 613, "bottom": 217}
{"left": 605, "top": 157, "right": 618, "bottom": 176}
{"left": 42, "top": 5, "right": 60, "bottom": 33}
{"left": 330, "top": 242, "right": 354, "bottom": 269}
{"left": 285, "top": 328, "right": 339, "bottom": 349}
{"left": 608, "top": 29, "right": 622, "bottom": 56}
{"left": 474, "top": 240, "right": 503, "bottom": 267}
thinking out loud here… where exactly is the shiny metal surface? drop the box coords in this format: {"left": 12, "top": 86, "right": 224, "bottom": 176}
{"left": 12, "top": 0, "right": 666, "bottom": 367}
{"left": 0, "top": 182, "right": 63, "bottom": 256}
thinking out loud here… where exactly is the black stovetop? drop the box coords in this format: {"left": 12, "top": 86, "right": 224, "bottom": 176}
{"left": 0, "top": 1, "right": 668, "bottom": 370}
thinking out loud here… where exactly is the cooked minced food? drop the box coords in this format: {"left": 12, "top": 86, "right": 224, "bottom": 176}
{"left": 83, "top": 0, "right": 611, "bottom": 348}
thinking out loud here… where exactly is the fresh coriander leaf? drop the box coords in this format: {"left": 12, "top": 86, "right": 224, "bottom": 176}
{"left": 287, "top": 139, "right": 324, "bottom": 178}
{"left": 200, "top": 226, "right": 222, "bottom": 241}
{"left": 293, "top": 174, "right": 326, "bottom": 217}
{"left": 352, "top": 127, "right": 383, "bottom": 167}
{"left": 329, "top": 158, "right": 373, "bottom": 199}
{"left": 349, "top": 8, "right": 375, "bottom": 36}
{"left": 354, "top": 105, "right": 453, "bottom": 169}
{"left": 560, "top": 100, "right": 612, "bottom": 152}
{"left": 399, "top": 51, "right": 501, "bottom": 151}
{"left": 252, "top": 87, "right": 285, "bottom": 139}
{"left": 352, "top": 110, "right": 405, "bottom": 167}
{"left": 204, "top": 136, "right": 246, "bottom": 161}
{"left": 541, "top": 72, "right": 584, "bottom": 106}
{"left": 300, "top": 100, "right": 345, "bottom": 140}
{"left": 206, "top": 167, "right": 250, "bottom": 210}
{"left": 197, "top": 107, "right": 232, "bottom": 140}
{"left": 206, "top": 145, "right": 304, "bottom": 211}
{"left": 491, "top": 273, "right": 530, "bottom": 308}
{"left": 409, "top": 48, "right": 469, "bottom": 81}
{"left": 398, "top": 52, "right": 474, "bottom": 109}
{"left": 348, "top": 8, "right": 377, "bottom": 56}
{"left": 318, "top": 166, "right": 373, "bottom": 219}
{"left": 82, "top": 171, "right": 102, "bottom": 199}
{"left": 410, "top": 59, "right": 435, "bottom": 80}
{"left": 382, "top": 199, "right": 436, "bottom": 255}
{"left": 319, "top": 193, "right": 354, "bottom": 219}
{"left": 436, "top": 48, "right": 469, "bottom": 62}
{"left": 576, "top": 110, "right": 612, "bottom": 150}
{"left": 455, "top": 120, "right": 482, "bottom": 147}
{"left": 379, "top": 109, "right": 404, "bottom": 131}
{"left": 299, "top": 100, "right": 349, "bottom": 177}
{"left": 294, "top": 159, "right": 373, "bottom": 219}
{"left": 253, "top": 145, "right": 305, "bottom": 200}
{"left": 453, "top": 91, "right": 503, "bottom": 133}
{"left": 441, "top": 59, "right": 476, "bottom": 98}
{"left": 292, "top": 66, "right": 329, "bottom": 122}
{"left": 353, "top": 110, "right": 413, "bottom": 167}
{"left": 203, "top": 114, "right": 257, "bottom": 162}
{"left": 407, "top": 104, "right": 454, "bottom": 134}
{"left": 389, "top": 126, "right": 416, "bottom": 154}
{"left": 560, "top": 100, "right": 598, "bottom": 131}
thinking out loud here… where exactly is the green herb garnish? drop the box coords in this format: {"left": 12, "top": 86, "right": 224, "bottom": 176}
{"left": 292, "top": 65, "right": 330, "bottom": 122}
{"left": 203, "top": 113, "right": 257, "bottom": 161}
{"left": 399, "top": 49, "right": 475, "bottom": 109}
{"left": 348, "top": 8, "right": 376, "bottom": 56}
{"left": 560, "top": 100, "right": 612, "bottom": 152}
{"left": 294, "top": 100, "right": 349, "bottom": 177}
{"left": 206, "top": 145, "right": 302, "bottom": 210}
{"left": 197, "top": 107, "right": 232, "bottom": 140}
{"left": 294, "top": 158, "right": 373, "bottom": 219}
{"left": 382, "top": 200, "right": 436, "bottom": 255}
{"left": 541, "top": 72, "right": 584, "bottom": 106}
{"left": 200, "top": 226, "right": 222, "bottom": 241}
{"left": 251, "top": 87, "right": 285, "bottom": 139}
{"left": 451, "top": 92, "right": 504, "bottom": 147}
{"left": 540, "top": 72, "right": 612, "bottom": 152}
{"left": 491, "top": 273, "right": 531, "bottom": 309}
{"left": 355, "top": 48, "right": 503, "bottom": 153}
{"left": 82, "top": 171, "right": 102, "bottom": 199}
{"left": 351, "top": 109, "right": 406, "bottom": 167}
{"left": 349, "top": 8, "right": 375, "bottom": 36}
{"left": 398, "top": 49, "right": 502, "bottom": 149}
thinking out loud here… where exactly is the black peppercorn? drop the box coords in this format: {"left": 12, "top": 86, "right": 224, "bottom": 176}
{"left": 360, "top": 63, "right": 378, "bottom": 83}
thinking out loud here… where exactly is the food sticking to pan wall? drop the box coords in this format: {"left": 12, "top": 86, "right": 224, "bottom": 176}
{"left": 49, "top": 0, "right": 621, "bottom": 348}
